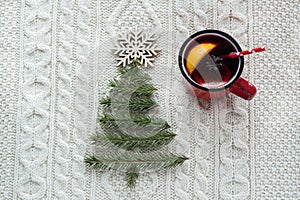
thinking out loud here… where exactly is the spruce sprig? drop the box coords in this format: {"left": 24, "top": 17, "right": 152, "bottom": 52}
{"left": 109, "top": 81, "right": 157, "bottom": 96}
{"left": 91, "top": 130, "right": 176, "bottom": 150}
{"left": 125, "top": 172, "right": 139, "bottom": 189}
{"left": 117, "top": 67, "right": 152, "bottom": 85}
{"left": 100, "top": 96, "right": 157, "bottom": 112}
{"left": 97, "top": 113, "right": 170, "bottom": 131}
{"left": 84, "top": 152, "right": 188, "bottom": 172}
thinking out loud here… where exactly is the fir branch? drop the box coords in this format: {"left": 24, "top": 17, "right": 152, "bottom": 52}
{"left": 118, "top": 59, "right": 141, "bottom": 72}
{"left": 97, "top": 113, "right": 170, "bottom": 131}
{"left": 125, "top": 171, "right": 139, "bottom": 189}
{"left": 84, "top": 152, "right": 188, "bottom": 172}
{"left": 114, "top": 66, "right": 152, "bottom": 87}
{"left": 99, "top": 96, "right": 157, "bottom": 112}
{"left": 129, "top": 59, "right": 141, "bottom": 68}
{"left": 120, "top": 68, "right": 152, "bottom": 85}
{"left": 108, "top": 79, "right": 118, "bottom": 87}
{"left": 128, "top": 96, "right": 157, "bottom": 112}
{"left": 91, "top": 130, "right": 176, "bottom": 150}
{"left": 109, "top": 81, "right": 157, "bottom": 96}
{"left": 117, "top": 67, "right": 128, "bottom": 75}
{"left": 99, "top": 97, "right": 111, "bottom": 105}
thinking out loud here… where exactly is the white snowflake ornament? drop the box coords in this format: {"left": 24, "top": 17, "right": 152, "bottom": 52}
{"left": 113, "top": 28, "right": 160, "bottom": 67}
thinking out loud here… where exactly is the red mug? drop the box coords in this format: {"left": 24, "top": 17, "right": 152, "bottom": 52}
{"left": 178, "top": 30, "right": 256, "bottom": 100}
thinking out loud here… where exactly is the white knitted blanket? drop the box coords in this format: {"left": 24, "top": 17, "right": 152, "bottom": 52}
{"left": 0, "top": 0, "right": 299, "bottom": 199}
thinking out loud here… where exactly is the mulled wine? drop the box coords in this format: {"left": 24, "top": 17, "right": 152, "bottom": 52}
{"left": 178, "top": 30, "right": 257, "bottom": 100}
{"left": 182, "top": 33, "right": 241, "bottom": 90}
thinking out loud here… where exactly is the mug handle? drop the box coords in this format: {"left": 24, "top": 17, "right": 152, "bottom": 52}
{"left": 229, "top": 77, "right": 257, "bottom": 100}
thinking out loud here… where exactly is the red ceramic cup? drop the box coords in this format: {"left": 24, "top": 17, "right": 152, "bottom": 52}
{"left": 178, "top": 30, "right": 256, "bottom": 100}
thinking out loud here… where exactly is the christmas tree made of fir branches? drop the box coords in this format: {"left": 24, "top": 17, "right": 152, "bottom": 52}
{"left": 85, "top": 61, "right": 188, "bottom": 188}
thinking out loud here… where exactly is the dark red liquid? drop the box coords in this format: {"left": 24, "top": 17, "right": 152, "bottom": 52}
{"left": 184, "top": 34, "right": 240, "bottom": 89}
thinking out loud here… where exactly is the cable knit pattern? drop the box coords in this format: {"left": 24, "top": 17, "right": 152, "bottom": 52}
{"left": 173, "top": 1, "right": 191, "bottom": 199}
{"left": 71, "top": 0, "right": 90, "bottom": 199}
{"left": 193, "top": 0, "right": 208, "bottom": 32}
{"left": 0, "top": 0, "right": 298, "bottom": 199}
{"left": 189, "top": 1, "right": 210, "bottom": 199}
{"left": 53, "top": 0, "right": 73, "bottom": 198}
{"left": 217, "top": 1, "right": 251, "bottom": 199}
{"left": 15, "top": 0, "right": 52, "bottom": 199}
{"left": 106, "top": 0, "right": 162, "bottom": 36}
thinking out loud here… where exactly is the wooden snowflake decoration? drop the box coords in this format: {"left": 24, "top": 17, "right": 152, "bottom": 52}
{"left": 113, "top": 29, "right": 160, "bottom": 67}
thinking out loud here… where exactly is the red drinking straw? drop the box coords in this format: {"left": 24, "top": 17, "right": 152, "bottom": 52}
{"left": 221, "top": 46, "right": 267, "bottom": 59}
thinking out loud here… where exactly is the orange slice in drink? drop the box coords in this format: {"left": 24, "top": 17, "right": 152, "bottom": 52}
{"left": 186, "top": 43, "right": 216, "bottom": 75}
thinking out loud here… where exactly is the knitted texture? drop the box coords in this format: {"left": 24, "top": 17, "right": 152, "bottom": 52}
{"left": 0, "top": 0, "right": 299, "bottom": 199}
{"left": 0, "top": 0, "right": 19, "bottom": 198}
